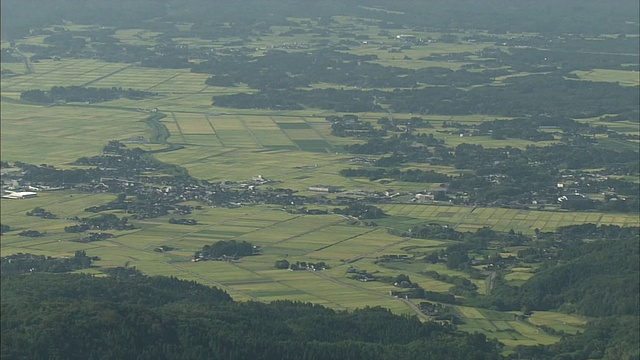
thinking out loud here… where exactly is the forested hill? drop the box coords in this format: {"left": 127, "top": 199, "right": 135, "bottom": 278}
{"left": 499, "top": 229, "right": 640, "bottom": 360}
{"left": 1, "top": 269, "right": 503, "bottom": 360}
{"left": 486, "top": 232, "right": 640, "bottom": 317}
{"left": 2, "top": 0, "right": 639, "bottom": 40}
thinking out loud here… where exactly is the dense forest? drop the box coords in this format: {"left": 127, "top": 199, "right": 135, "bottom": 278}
{"left": 404, "top": 223, "right": 639, "bottom": 318}
{"left": 212, "top": 77, "right": 638, "bottom": 117}
{"left": 509, "top": 316, "right": 639, "bottom": 360}
{"left": 485, "top": 234, "right": 639, "bottom": 317}
{"left": 1, "top": 269, "right": 503, "bottom": 360}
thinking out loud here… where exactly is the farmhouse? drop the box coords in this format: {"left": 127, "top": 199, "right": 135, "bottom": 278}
{"left": 358, "top": 275, "right": 376, "bottom": 282}
{"left": 557, "top": 193, "right": 592, "bottom": 208}
{"left": 414, "top": 193, "right": 435, "bottom": 202}
{"left": 2, "top": 191, "right": 38, "bottom": 199}
{"left": 558, "top": 193, "right": 588, "bottom": 202}
{"left": 308, "top": 185, "right": 338, "bottom": 193}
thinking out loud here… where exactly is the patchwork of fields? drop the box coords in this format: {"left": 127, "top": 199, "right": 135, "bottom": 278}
{"left": 0, "top": 188, "right": 624, "bottom": 347}
{"left": 1, "top": 31, "right": 638, "bottom": 352}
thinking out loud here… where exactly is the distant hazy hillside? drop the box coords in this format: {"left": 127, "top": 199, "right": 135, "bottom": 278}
{"left": 3, "top": 0, "right": 639, "bottom": 40}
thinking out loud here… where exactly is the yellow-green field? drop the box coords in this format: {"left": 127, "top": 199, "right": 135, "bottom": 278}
{"left": 0, "top": 101, "right": 150, "bottom": 165}
{"left": 572, "top": 69, "right": 640, "bottom": 87}
{"left": 379, "top": 204, "right": 639, "bottom": 233}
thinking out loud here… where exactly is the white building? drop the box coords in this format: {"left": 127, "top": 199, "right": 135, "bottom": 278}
{"left": 2, "top": 191, "right": 38, "bottom": 199}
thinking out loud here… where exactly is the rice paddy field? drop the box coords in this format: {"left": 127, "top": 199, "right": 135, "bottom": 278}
{"left": 379, "top": 204, "right": 639, "bottom": 233}
{"left": 571, "top": 69, "right": 640, "bottom": 87}
{"left": 0, "top": 188, "right": 629, "bottom": 349}
{"left": 1, "top": 22, "right": 638, "bottom": 352}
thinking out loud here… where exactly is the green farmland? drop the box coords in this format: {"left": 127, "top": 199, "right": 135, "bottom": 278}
{"left": 2, "top": 11, "right": 639, "bottom": 355}
{"left": 0, "top": 187, "right": 629, "bottom": 349}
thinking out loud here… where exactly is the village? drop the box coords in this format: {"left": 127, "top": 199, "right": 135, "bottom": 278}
{"left": 1, "top": 138, "right": 628, "bottom": 218}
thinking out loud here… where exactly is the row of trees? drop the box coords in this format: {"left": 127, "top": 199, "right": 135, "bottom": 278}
{"left": 1, "top": 251, "right": 92, "bottom": 275}
{"left": 340, "top": 168, "right": 450, "bottom": 182}
{"left": 26, "top": 207, "right": 58, "bottom": 219}
{"left": 333, "top": 203, "right": 386, "bottom": 219}
{"left": 196, "top": 240, "right": 256, "bottom": 259}
{"left": 20, "top": 86, "right": 156, "bottom": 104}
{"left": 0, "top": 224, "right": 11, "bottom": 234}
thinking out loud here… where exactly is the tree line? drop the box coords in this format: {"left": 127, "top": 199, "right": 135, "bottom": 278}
{"left": 20, "top": 86, "right": 156, "bottom": 104}
{"left": 213, "top": 74, "right": 638, "bottom": 118}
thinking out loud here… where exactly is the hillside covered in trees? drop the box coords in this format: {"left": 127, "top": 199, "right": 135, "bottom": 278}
{"left": 1, "top": 269, "right": 503, "bottom": 360}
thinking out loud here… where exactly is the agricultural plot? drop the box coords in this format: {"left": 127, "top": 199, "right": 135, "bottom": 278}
{"left": 298, "top": 226, "right": 382, "bottom": 260}
{"left": 455, "top": 306, "right": 561, "bottom": 348}
{"left": 0, "top": 101, "right": 149, "bottom": 165}
{"left": 1, "top": 59, "right": 131, "bottom": 92}
{"left": 0, "top": 192, "right": 116, "bottom": 222}
{"left": 89, "top": 66, "right": 198, "bottom": 92}
{"left": 205, "top": 116, "right": 260, "bottom": 148}
{"left": 572, "top": 69, "right": 640, "bottom": 87}
{"left": 527, "top": 311, "right": 588, "bottom": 335}
{"left": 1, "top": 193, "right": 461, "bottom": 321}
{"left": 503, "top": 270, "right": 535, "bottom": 285}
{"left": 153, "top": 145, "right": 354, "bottom": 188}
{"left": 235, "top": 215, "right": 343, "bottom": 245}
{"left": 0, "top": 62, "right": 29, "bottom": 75}
{"left": 242, "top": 116, "right": 297, "bottom": 149}
{"left": 379, "top": 204, "right": 640, "bottom": 234}
{"left": 165, "top": 112, "right": 223, "bottom": 146}
{"left": 440, "top": 134, "right": 559, "bottom": 150}
{"left": 172, "top": 113, "right": 213, "bottom": 135}
{"left": 594, "top": 120, "right": 639, "bottom": 135}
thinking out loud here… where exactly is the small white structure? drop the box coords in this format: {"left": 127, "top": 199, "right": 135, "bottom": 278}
{"left": 2, "top": 191, "right": 38, "bottom": 199}
{"left": 414, "top": 193, "right": 434, "bottom": 201}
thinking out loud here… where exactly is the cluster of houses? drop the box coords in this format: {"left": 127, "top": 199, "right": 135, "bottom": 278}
{"left": 346, "top": 267, "right": 377, "bottom": 282}
{"left": 191, "top": 254, "right": 239, "bottom": 262}
{"left": 1, "top": 168, "right": 40, "bottom": 199}
{"left": 288, "top": 261, "right": 328, "bottom": 271}
{"left": 308, "top": 185, "right": 339, "bottom": 193}
{"left": 412, "top": 187, "right": 449, "bottom": 203}
{"left": 154, "top": 245, "right": 175, "bottom": 253}
{"left": 349, "top": 157, "right": 373, "bottom": 164}
{"left": 275, "top": 258, "right": 328, "bottom": 271}
{"left": 69, "top": 145, "right": 310, "bottom": 212}
{"left": 71, "top": 232, "right": 114, "bottom": 243}
{"left": 378, "top": 254, "right": 411, "bottom": 261}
